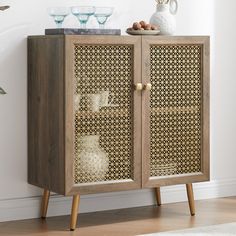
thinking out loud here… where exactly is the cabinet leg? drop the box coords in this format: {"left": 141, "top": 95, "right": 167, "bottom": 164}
{"left": 41, "top": 189, "right": 50, "bottom": 219}
{"left": 70, "top": 195, "right": 80, "bottom": 231}
{"left": 155, "top": 187, "right": 161, "bottom": 206}
{"left": 186, "top": 183, "right": 195, "bottom": 216}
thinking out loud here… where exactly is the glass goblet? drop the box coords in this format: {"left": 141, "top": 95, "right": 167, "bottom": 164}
{"left": 71, "top": 6, "right": 95, "bottom": 29}
{"left": 48, "top": 7, "right": 70, "bottom": 28}
{"left": 94, "top": 7, "right": 114, "bottom": 29}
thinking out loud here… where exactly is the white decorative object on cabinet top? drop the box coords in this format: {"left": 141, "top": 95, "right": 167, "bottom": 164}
{"left": 150, "top": 0, "right": 178, "bottom": 35}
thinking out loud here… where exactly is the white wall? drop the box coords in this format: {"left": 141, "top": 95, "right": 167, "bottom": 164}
{"left": 1, "top": 0, "right": 236, "bottom": 222}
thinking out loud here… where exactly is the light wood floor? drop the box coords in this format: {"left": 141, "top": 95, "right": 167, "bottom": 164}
{"left": 0, "top": 197, "right": 236, "bottom": 236}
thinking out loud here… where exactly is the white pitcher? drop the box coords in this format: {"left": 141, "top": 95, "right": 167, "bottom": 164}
{"left": 150, "top": 0, "right": 178, "bottom": 35}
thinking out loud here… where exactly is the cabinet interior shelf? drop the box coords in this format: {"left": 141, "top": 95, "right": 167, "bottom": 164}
{"left": 75, "top": 108, "right": 130, "bottom": 118}
{"left": 75, "top": 106, "right": 200, "bottom": 118}
{"left": 151, "top": 106, "right": 200, "bottom": 114}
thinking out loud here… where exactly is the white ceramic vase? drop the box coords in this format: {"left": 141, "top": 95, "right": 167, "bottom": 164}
{"left": 79, "top": 135, "right": 109, "bottom": 181}
{"left": 150, "top": 0, "right": 178, "bottom": 35}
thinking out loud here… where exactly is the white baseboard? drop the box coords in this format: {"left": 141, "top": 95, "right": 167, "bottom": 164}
{"left": 1, "top": 178, "right": 236, "bottom": 222}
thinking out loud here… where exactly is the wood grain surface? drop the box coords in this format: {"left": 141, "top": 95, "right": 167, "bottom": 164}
{"left": 0, "top": 197, "right": 235, "bottom": 235}
{"left": 28, "top": 36, "right": 65, "bottom": 194}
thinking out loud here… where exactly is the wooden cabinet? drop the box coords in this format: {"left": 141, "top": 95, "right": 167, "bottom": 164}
{"left": 28, "top": 35, "right": 210, "bottom": 230}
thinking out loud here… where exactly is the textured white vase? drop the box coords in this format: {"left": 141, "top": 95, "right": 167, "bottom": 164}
{"left": 79, "top": 135, "right": 109, "bottom": 181}
{"left": 150, "top": 0, "right": 178, "bottom": 35}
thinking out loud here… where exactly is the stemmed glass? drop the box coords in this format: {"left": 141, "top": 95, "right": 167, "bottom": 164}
{"left": 71, "top": 6, "right": 95, "bottom": 29}
{"left": 48, "top": 7, "right": 70, "bottom": 28}
{"left": 94, "top": 7, "right": 114, "bottom": 29}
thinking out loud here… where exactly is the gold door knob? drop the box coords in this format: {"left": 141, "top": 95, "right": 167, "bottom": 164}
{"left": 134, "top": 83, "right": 143, "bottom": 91}
{"left": 143, "top": 83, "right": 152, "bottom": 91}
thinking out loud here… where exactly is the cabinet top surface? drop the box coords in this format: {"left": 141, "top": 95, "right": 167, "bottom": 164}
{"left": 28, "top": 35, "right": 210, "bottom": 40}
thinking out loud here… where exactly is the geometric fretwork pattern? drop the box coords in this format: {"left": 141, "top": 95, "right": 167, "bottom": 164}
{"left": 73, "top": 45, "right": 134, "bottom": 184}
{"left": 150, "top": 45, "right": 202, "bottom": 177}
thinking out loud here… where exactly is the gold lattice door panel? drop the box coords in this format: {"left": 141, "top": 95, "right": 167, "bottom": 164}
{"left": 73, "top": 44, "right": 134, "bottom": 184}
{"left": 150, "top": 45, "right": 202, "bottom": 177}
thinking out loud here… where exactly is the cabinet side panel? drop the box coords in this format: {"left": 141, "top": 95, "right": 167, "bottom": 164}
{"left": 28, "top": 36, "right": 65, "bottom": 194}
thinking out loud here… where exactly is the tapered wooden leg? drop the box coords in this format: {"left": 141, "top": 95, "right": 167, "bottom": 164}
{"left": 186, "top": 183, "right": 195, "bottom": 216}
{"left": 155, "top": 187, "right": 161, "bottom": 206}
{"left": 41, "top": 189, "right": 50, "bottom": 219}
{"left": 70, "top": 195, "right": 80, "bottom": 231}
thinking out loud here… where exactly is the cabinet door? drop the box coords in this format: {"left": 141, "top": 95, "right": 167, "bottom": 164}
{"left": 142, "top": 36, "right": 210, "bottom": 188}
{"left": 65, "top": 36, "right": 142, "bottom": 195}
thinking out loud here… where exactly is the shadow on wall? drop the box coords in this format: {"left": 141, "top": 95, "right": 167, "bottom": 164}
{"left": 0, "top": 24, "right": 29, "bottom": 93}
{"left": 175, "top": 0, "right": 214, "bottom": 35}
{"left": 0, "top": 5, "right": 10, "bottom": 94}
{"left": 0, "top": 23, "right": 42, "bottom": 199}
{"left": 211, "top": 0, "right": 236, "bottom": 182}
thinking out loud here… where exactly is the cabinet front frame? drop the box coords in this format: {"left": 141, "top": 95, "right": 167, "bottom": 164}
{"left": 65, "top": 36, "right": 142, "bottom": 195}
{"left": 141, "top": 36, "right": 210, "bottom": 188}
